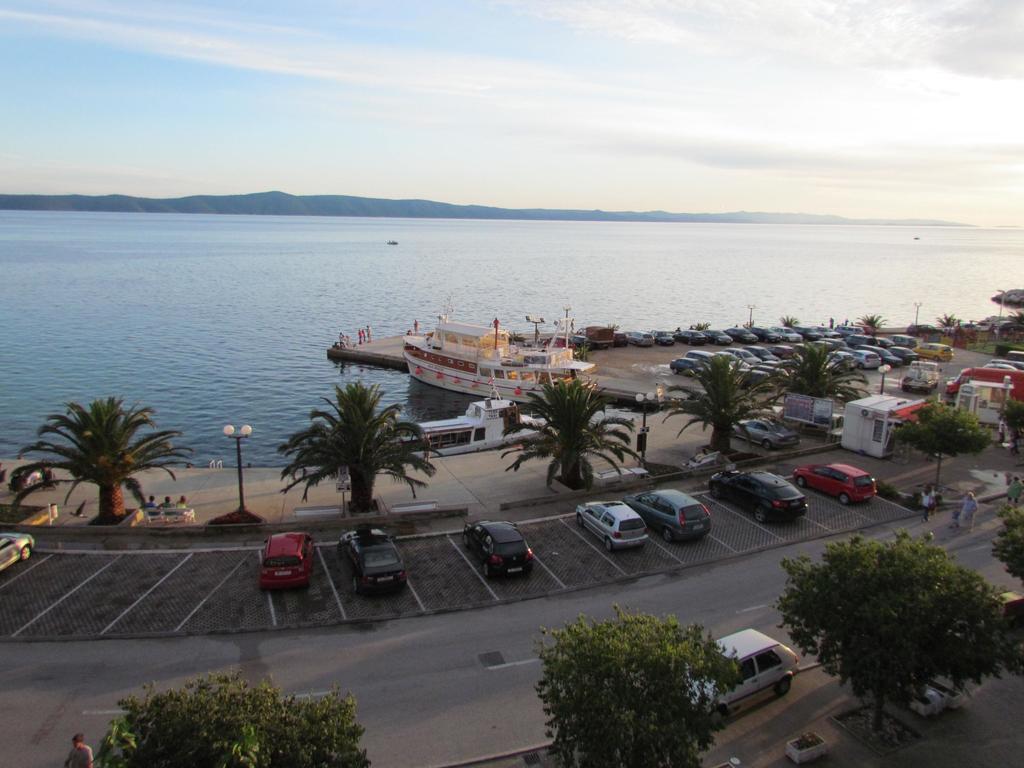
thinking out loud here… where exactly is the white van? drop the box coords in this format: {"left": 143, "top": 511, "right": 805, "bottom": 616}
{"left": 717, "top": 629, "right": 800, "bottom": 714}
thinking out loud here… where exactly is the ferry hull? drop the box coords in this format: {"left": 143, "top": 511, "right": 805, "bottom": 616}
{"left": 406, "top": 354, "right": 547, "bottom": 403}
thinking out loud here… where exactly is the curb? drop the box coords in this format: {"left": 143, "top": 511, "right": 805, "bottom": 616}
{"left": 422, "top": 742, "right": 553, "bottom": 768}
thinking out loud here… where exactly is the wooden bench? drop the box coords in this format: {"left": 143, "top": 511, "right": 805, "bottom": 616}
{"left": 388, "top": 500, "right": 439, "bottom": 514}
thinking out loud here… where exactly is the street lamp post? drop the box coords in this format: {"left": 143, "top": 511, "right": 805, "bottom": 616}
{"left": 747, "top": 304, "right": 756, "bottom": 327}
{"left": 634, "top": 386, "right": 664, "bottom": 465}
{"left": 996, "top": 289, "right": 1005, "bottom": 340}
{"left": 913, "top": 302, "right": 922, "bottom": 328}
{"left": 223, "top": 424, "right": 253, "bottom": 513}
{"left": 878, "top": 364, "right": 892, "bottom": 394}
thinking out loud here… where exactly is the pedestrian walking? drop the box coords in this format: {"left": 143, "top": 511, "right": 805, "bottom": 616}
{"left": 921, "top": 484, "right": 936, "bottom": 521}
{"left": 998, "top": 417, "right": 1007, "bottom": 445}
{"left": 1008, "top": 476, "right": 1023, "bottom": 506}
{"left": 829, "top": 317, "right": 834, "bottom": 329}
{"left": 957, "top": 492, "right": 978, "bottom": 531}
{"left": 413, "top": 319, "right": 419, "bottom": 333}
{"left": 357, "top": 329, "right": 364, "bottom": 345}
{"left": 64, "top": 733, "right": 93, "bottom": 768}
{"left": 366, "top": 325, "right": 372, "bottom": 343}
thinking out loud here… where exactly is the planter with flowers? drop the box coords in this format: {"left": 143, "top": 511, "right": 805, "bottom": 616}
{"left": 785, "top": 731, "right": 828, "bottom": 764}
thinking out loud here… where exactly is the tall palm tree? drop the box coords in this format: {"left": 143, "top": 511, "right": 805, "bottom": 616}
{"left": 936, "top": 313, "right": 959, "bottom": 332}
{"left": 9, "top": 398, "right": 190, "bottom": 524}
{"left": 859, "top": 314, "right": 887, "bottom": 334}
{"left": 663, "top": 356, "right": 774, "bottom": 453}
{"left": 279, "top": 382, "right": 435, "bottom": 512}
{"left": 774, "top": 344, "right": 867, "bottom": 403}
{"left": 779, "top": 315, "right": 799, "bottom": 328}
{"left": 503, "top": 379, "right": 636, "bottom": 490}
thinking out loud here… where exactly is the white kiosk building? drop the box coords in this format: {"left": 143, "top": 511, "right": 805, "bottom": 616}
{"left": 840, "top": 395, "right": 926, "bottom": 459}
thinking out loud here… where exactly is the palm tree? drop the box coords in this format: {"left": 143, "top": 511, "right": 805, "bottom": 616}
{"left": 503, "top": 379, "right": 637, "bottom": 490}
{"left": 859, "top": 314, "right": 887, "bottom": 334}
{"left": 663, "top": 356, "right": 774, "bottom": 453}
{"left": 9, "top": 398, "right": 190, "bottom": 524}
{"left": 690, "top": 322, "right": 711, "bottom": 331}
{"left": 936, "top": 313, "right": 959, "bottom": 332}
{"left": 779, "top": 315, "right": 799, "bottom": 328}
{"left": 774, "top": 344, "right": 867, "bottom": 403}
{"left": 279, "top": 383, "right": 435, "bottom": 512}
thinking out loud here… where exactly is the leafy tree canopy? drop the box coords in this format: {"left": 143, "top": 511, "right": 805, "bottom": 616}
{"left": 96, "top": 673, "right": 369, "bottom": 768}
{"left": 1004, "top": 399, "right": 1024, "bottom": 434}
{"left": 896, "top": 402, "right": 991, "bottom": 486}
{"left": 778, "top": 532, "right": 1022, "bottom": 731}
{"left": 536, "top": 608, "right": 739, "bottom": 768}
{"left": 994, "top": 505, "right": 1024, "bottom": 582}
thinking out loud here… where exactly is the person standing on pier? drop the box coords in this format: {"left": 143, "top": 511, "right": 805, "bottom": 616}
{"left": 414, "top": 319, "right": 419, "bottom": 333}
{"left": 366, "top": 325, "right": 372, "bottom": 343}
{"left": 358, "top": 329, "right": 364, "bottom": 345}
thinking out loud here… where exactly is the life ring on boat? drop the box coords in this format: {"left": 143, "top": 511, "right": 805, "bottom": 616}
{"left": 514, "top": 387, "right": 523, "bottom": 396}
{"left": 436, "top": 372, "right": 444, "bottom": 380}
{"left": 415, "top": 367, "right": 424, "bottom": 375}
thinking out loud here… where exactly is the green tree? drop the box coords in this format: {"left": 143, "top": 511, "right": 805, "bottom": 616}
{"left": 994, "top": 505, "right": 1024, "bottom": 582}
{"left": 503, "top": 379, "right": 636, "bottom": 490}
{"left": 9, "top": 398, "right": 190, "bottom": 524}
{"left": 896, "top": 402, "right": 991, "bottom": 487}
{"left": 778, "top": 532, "right": 1022, "bottom": 733}
{"left": 936, "top": 313, "right": 960, "bottom": 331}
{"left": 1004, "top": 399, "right": 1024, "bottom": 435}
{"left": 279, "top": 382, "right": 435, "bottom": 512}
{"left": 859, "top": 314, "right": 886, "bottom": 334}
{"left": 690, "top": 322, "right": 711, "bottom": 331}
{"left": 95, "top": 673, "right": 369, "bottom": 768}
{"left": 779, "top": 315, "right": 799, "bottom": 328}
{"left": 536, "top": 608, "right": 739, "bottom": 768}
{"left": 774, "top": 344, "right": 867, "bottom": 402}
{"left": 664, "top": 355, "right": 773, "bottom": 452}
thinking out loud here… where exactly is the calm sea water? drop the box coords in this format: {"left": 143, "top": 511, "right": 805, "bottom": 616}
{"left": 0, "top": 211, "right": 1020, "bottom": 465}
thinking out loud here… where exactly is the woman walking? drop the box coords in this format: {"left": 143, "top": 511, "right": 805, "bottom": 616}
{"left": 921, "top": 485, "right": 936, "bottom": 522}
{"left": 1008, "top": 476, "right": 1023, "bottom": 507}
{"left": 954, "top": 492, "right": 978, "bottom": 531}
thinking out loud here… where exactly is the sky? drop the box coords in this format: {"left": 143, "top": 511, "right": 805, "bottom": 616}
{"left": 1, "top": 0, "right": 1022, "bottom": 226}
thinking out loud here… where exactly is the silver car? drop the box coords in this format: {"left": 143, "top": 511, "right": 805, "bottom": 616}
{"left": 622, "top": 489, "right": 711, "bottom": 542}
{"left": 575, "top": 501, "right": 648, "bottom": 551}
{"left": 0, "top": 532, "right": 35, "bottom": 573}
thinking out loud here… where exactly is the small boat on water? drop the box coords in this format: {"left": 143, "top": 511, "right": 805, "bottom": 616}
{"left": 386, "top": 240, "right": 399, "bottom": 245}
{"left": 415, "top": 396, "right": 542, "bottom": 456}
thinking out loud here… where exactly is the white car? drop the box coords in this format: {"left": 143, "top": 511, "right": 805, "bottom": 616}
{"left": 575, "top": 501, "right": 648, "bottom": 551}
{"left": 717, "top": 629, "right": 800, "bottom": 715}
{"left": 850, "top": 349, "right": 881, "bottom": 369}
{"left": 768, "top": 326, "right": 804, "bottom": 343}
{"left": 0, "top": 532, "right": 35, "bottom": 573}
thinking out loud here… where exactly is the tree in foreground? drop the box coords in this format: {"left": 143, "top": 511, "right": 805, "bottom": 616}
{"left": 279, "top": 382, "right": 434, "bottom": 512}
{"left": 9, "top": 398, "right": 190, "bottom": 524}
{"left": 536, "top": 608, "right": 739, "bottom": 768}
{"left": 664, "top": 355, "right": 773, "bottom": 453}
{"left": 95, "top": 672, "right": 369, "bottom": 768}
{"left": 994, "top": 505, "right": 1024, "bottom": 582}
{"left": 858, "top": 314, "right": 886, "bottom": 334}
{"left": 895, "top": 402, "right": 990, "bottom": 487}
{"left": 774, "top": 343, "right": 866, "bottom": 402}
{"left": 1004, "top": 399, "right": 1024, "bottom": 437}
{"left": 504, "top": 379, "right": 636, "bottom": 490}
{"left": 778, "top": 532, "right": 1022, "bottom": 732}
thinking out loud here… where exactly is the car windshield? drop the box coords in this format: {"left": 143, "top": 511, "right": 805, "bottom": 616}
{"left": 264, "top": 555, "right": 300, "bottom": 567}
{"left": 364, "top": 547, "right": 401, "bottom": 567}
{"left": 495, "top": 540, "right": 526, "bottom": 556}
{"left": 853, "top": 476, "right": 874, "bottom": 487}
{"left": 619, "top": 518, "right": 646, "bottom": 531}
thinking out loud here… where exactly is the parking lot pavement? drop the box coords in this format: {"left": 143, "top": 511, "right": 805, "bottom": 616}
{"left": 0, "top": 494, "right": 917, "bottom": 640}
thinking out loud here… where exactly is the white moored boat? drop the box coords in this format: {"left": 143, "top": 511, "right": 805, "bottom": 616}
{"left": 416, "top": 397, "right": 543, "bottom": 456}
{"left": 404, "top": 311, "right": 594, "bottom": 402}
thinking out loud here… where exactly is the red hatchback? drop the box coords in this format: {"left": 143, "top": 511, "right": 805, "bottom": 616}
{"left": 792, "top": 463, "right": 876, "bottom": 505}
{"left": 259, "top": 532, "right": 314, "bottom": 589}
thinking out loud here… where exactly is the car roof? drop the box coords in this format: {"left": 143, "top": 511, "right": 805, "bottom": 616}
{"left": 264, "top": 531, "right": 309, "bottom": 557}
{"left": 477, "top": 521, "right": 523, "bottom": 542}
{"left": 718, "top": 628, "right": 784, "bottom": 659}
{"left": 649, "top": 489, "right": 702, "bottom": 507}
{"left": 744, "top": 470, "right": 791, "bottom": 485}
{"left": 827, "top": 463, "right": 871, "bottom": 476}
{"left": 583, "top": 501, "right": 641, "bottom": 520}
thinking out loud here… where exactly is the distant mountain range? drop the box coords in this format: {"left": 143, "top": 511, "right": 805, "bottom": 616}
{"left": 0, "top": 191, "right": 966, "bottom": 226}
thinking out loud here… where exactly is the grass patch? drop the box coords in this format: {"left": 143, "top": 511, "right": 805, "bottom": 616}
{"left": 0, "top": 504, "right": 41, "bottom": 524}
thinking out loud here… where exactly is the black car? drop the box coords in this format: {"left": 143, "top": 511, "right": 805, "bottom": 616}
{"left": 462, "top": 520, "right": 534, "bottom": 577}
{"left": 792, "top": 326, "right": 823, "bottom": 341}
{"left": 703, "top": 329, "right": 734, "bottom": 345}
{"left": 670, "top": 357, "right": 706, "bottom": 375}
{"left": 673, "top": 329, "right": 707, "bottom": 345}
{"left": 724, "top": 327, "right": 758, "bottom": 343}
{"left": 651, "top": 330, "right": 676, "bottom": 346}
{"left": 749, "top": 326, "right": 782, "bottom": 343}
{"left": 338, "top": 527, "right": 407, "bottom": 594}
{"left": 767, "top": 344, "right": 797, "bottom": 359}
{"left": 708, "top": 470, "right": 808, "bottom": 522}
{"left": 613, "top": 332, "right": 629, "bottom": 347}
{"left": 743, "top": 345, "right": 779, "bottom": 362}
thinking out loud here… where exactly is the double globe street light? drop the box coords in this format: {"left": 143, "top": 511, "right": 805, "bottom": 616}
{"left": 223, "top": 424, "right": 253, "bottom": 513}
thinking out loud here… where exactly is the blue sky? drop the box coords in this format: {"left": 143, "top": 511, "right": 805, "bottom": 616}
{"left": 1, "top": 1, "right": 1022, "bottom": 225}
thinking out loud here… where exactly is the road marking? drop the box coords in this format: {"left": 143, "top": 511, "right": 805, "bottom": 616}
{"left": 736, "top": 603, "right": 768, "bottom": 614}
{"left": 173, "top": 554, "right": 250, "bottom": 632}
{"left": 711, "top": 500, "right": 784, "bottom": 542}
{"left": 708, "top": 533, "right": 737, "bottom": 553}
{"left": 13, "top": 556, "right": 122, "bottom": 637}
{"left": 291, "top": 690, "right": 333, "bottom": 700}
{"left": 406, "top": 578, "right": 427, "bottom": 613}
{"left": 646, "top": 534, "right": 685, "bottom": 564}
{"left": 81, "top": 708, "right": 126, "bottom": 716}
{"left": 531, "top": 553, "right": 566, "bottom": 589}
{"left": 485, "top": 657, "right": 540, "bottom": 671}
{"left": 100, "top": 553, "right": 194, "bottom": 635}
{"left": 447, "top": 535, "right": 499, "bottom": 601}
{"left": 266, "top": 590, "right": 277, "bottom": 627}
{"left": 316, "top": 547, "right": 347, "bottom": 620}
{"left": 0, "top": 553, "right": 52, "bottom": 592}
{"left": 802, "top": 515, "right": 833, "bottom": 534}
{"left": 559, "top": 518, "right": 627, "bottom": 575}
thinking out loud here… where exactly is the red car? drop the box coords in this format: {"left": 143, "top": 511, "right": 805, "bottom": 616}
{"left": 259, "top": 532, "right": 314, "bottom": 589}
{"left": 792, "top": 463, "right": 876, "bottom": 505}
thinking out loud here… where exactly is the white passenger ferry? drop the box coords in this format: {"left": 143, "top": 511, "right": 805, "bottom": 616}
{"left": 416, "top": 397, "right": 543, "bottom": 455}
{"left": 403, "top": 311, "right": 595, "bottom": 402}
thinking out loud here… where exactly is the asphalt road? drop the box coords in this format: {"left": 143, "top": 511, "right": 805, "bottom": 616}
{"left": 2, "top": 511, "right": 1013, "bottom": 768}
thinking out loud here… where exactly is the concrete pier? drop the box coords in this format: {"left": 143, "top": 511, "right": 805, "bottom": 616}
{"left": 327, "top": 336, "right": 409, "bottom": 370}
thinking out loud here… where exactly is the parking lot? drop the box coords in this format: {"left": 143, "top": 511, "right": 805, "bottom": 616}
{"left": 0, "top": 493, "right": 914, "bottom": 640}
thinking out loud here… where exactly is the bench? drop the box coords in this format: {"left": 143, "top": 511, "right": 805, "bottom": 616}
{"left": 146, "top": 507, "right": 196, "bottom": 524}
{"left": 595, "top": 467, "right": 650, "bottom": 486}
{"left": 389, "top": 500, "right": 439, "bottom": 514}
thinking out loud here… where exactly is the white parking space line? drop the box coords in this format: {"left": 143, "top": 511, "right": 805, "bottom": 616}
{"left": 291, "top": 690, "right": 333, "bottom": 700}
{"left": 708, "top": 534, "right": 737, "bottom": 553}
{"left": 101, "top": 553, "right": 194, "bottom": 635}
{"left": 173, "top": 555, "right": 250, "bottom": 632}
{"left": 736, "top": 603, "right": 769, "bottom": 614}
{"left": 316, "top": 547, "right": 347, "bottom": 620}
{"left": 714, "top": 502, "right": 784, "bottom": 542}
{"left": 645, "top": 535, "right": 685, "bottom": 564}
{"left": 802, "top": 515, "right": 833, "bottom": 534}
{"left": 82, "top": 708, "right": 126, "bottom": 716}
{"left": 266, "top": 590, "right": 278, "bottom": 627}
{"left": 0, "top": 553, "right": 52, "bottom": 592}
{"left": 559, "top": 518, "right": 627, "bottom": 575}
{"left": 406, "top": 578, "right": 427, "bottom": 613}
{"left": 531, "top": 554, "right": 566, "bottom": 589}
{"left": 447, "top": 535, "right": 499, "bottom": 601}
{"left": 12, "top": 555, "right": 122, "bottom": 637}
{"left": 486, "top": 657, "right": 540, "bottom": 671}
